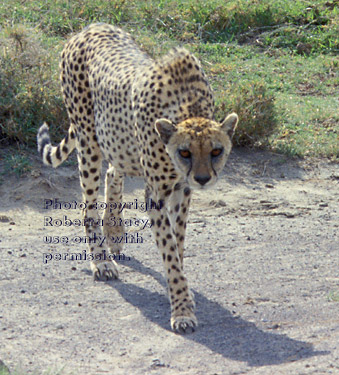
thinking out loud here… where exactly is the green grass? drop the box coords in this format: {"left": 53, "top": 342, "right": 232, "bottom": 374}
{"left": 0, "top": 0, "right": 338, "bottom": 167}
{"left": 1, "top": 152, "right": 32, "bottom": 177}
{"left": 0, "top": 360, "right": 75, "bottom": 375}
{"left": 1, "top": 0, "right": 337, "bottom": 52}
{"left": 328, "top": 290, "right": 339, "bottom": 302}
{"left": 0, "top": 25, "right": 67, "bottom": 147}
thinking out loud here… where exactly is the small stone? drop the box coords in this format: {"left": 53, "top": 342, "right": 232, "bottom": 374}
{"left": 209, "top": 199, "right": 226, "bottom": 207}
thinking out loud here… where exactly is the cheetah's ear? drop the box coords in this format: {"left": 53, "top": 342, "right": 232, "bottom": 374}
{"left": 155, "top": 119, "right": 177, "bottom": 144}
{"left": 220, "top": 113, "right": 238, "bottom": 139}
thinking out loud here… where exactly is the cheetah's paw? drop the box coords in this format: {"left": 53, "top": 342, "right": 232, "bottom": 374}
{"left": 171, "top": 314, "right": 197, "bottom": 334}
{"left": 91, "top": 261, "right": 119, "bottom": 281}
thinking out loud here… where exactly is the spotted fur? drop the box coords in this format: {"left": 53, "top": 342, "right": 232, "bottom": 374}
{"left": 37, "top": 23, "right": 238, "bottom": 333}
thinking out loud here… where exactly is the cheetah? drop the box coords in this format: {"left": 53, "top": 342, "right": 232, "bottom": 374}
{"left": 37, "top": 23, "right": 238, "bottom": 333}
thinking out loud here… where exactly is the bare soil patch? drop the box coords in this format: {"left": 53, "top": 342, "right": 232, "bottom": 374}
{"left": 0, "top": 148, "right": 338, "bottom": 374}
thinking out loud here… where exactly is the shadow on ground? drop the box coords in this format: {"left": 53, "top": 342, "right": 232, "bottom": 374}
{"left": 95, "top": 257, "right": 329, "bottom": 367}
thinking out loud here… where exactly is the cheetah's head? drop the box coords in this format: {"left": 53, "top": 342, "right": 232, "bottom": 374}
{"left": 155, "top": 113, "right": 238, "bottom": 189}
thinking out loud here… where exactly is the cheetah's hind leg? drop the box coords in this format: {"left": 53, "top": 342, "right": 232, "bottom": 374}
{"left": 77, "top": 147, "right": 119, "bottom": 281}
{"left": 102, "top": 165, "right": 125, "bottom": 256}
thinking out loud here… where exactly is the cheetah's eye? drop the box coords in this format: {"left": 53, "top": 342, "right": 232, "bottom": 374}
{"left": 211, "top": 148, "right": 223, "bottom": 157}
{"left": 179, "top": 149, "right": 191, "bottom": 159}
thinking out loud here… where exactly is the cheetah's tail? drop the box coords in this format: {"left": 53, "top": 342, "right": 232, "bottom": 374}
{"left": 37, "top": 123, "right": 76, "bottom": 168}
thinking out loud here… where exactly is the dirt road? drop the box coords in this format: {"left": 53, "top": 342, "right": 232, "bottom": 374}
{"left": 0, "top": 148, "right": 338, "bottom": 374}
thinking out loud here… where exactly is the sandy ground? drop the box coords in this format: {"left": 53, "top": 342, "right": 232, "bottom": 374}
{"left": 0, "top": 148, "right": 338, "bottom": 375}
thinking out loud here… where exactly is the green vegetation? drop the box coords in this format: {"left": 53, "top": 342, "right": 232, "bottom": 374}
{"left": 0, "top": 25, "right": 66, "bottom": 146}
{"left": 0, "top": 358, "right": 72, "bottom": 375}
{"left": 0, "top": 0, "right": 338, "bottom": 164}
{"left": 0, "top": 367, "right": 9, "bottom": 375}
{"left": 1, "top": 151, "right": 32, "bottom": 176}
{"left": 328, "top": 290, "right": 339, "bottom": 302}
{"left": 0, "top": 364, "right": 71, "bottom": 375}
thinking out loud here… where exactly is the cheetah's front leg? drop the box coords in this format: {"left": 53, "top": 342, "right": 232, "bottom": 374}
{"left": 148, "top": 190, "right": 197, "bottom": 333}
{"left": 168, "top": 184, "right": 192, "bottom": 267}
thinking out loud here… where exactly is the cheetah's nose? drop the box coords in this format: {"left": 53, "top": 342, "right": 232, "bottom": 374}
{"left": 194, "top": 175, "right": 211, "bottom": 186}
